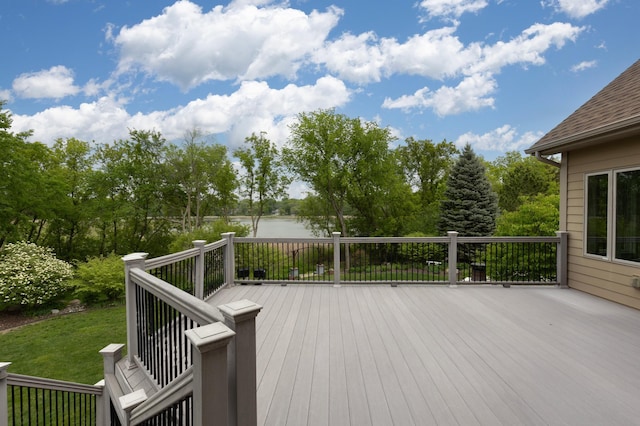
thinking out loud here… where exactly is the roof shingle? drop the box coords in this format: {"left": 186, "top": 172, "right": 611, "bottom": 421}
{"left": 526, "top": 59, "right": 640, "bottom": 154}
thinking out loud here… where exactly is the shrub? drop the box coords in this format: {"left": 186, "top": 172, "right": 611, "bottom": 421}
{"left": 169, "top": 219, "right": 250, "bottom": 253}
{"left": 0, "top": 241, "right": 73, "bottom": 310}
{"left": 72, "top": 253, "right": 125, "bottom": 305}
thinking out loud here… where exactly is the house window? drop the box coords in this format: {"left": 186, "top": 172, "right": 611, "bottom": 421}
{"left": 585, "top": 168, "right": 640, "bottom": 264}
{"left": 585, "top": 173, "right": 609, "bottom": 257}
{"left": 615, "top": 169, "right": 640, "bottom": 262}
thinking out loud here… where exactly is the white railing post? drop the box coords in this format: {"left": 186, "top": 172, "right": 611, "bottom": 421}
{"left": 447, "top": 231, "right": 458, "bottom": 288}
{"left": 0, "top": 362, "right": 10, "bottom": 426}
{"left": 556, "top": 231, "right": 569, "bottom": 288}
{"left": 193, "top": 240, "right": 207, "bottom": 299}
{"left": 218, "top": 300, "right": 263, "bottom": 426}
{"left": 223, "top": 232, "right": 236, "bottom": 287}
{"left": 122, "top": 253, "right": 148, "bottom": 369}
{"left": 333, "top": 232, "right": 341, "bottom": 287}
{"left": 185, "top": 322, "right": 236, "bottom": 426}
{"left": 99, "top": 344, "right": 125, "bottom": 426}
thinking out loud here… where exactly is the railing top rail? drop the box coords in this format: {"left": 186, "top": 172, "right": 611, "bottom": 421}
{"left": 130, "top": 268, "right": 223, "bottom": 325}
{"left": 130, "top": 367, "right": 194, "bottom": 425}
{"left": 341, "top": 236, "right": 450, "bottom": 243}
{"left": 204, "top": 238, "right": 227, "bottom": 251}
{"left": 235, "top": 237, "right": 332, "bottom": 243}
{"left": 457, "top": 236, "right": 560, "bottom": 243}
{"left": 7, "top": 373, "right": 103, "bottom": 395}
{"left": 144, "top": 247, "right": 200, "bottom": 270}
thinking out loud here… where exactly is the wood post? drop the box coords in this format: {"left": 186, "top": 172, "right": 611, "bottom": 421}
{"left": 222, "top": 232, "right": 236, "bottom": 288}
{"left": 0, "top": 362, "right": 10, "bottom": 426}
{"left": 122, "top": 253, "right": 148, "bottom": 369}
{"left": 193, "top": 240, "right": 207, "bottom": 299}
{"left": 218, "top": 300, "right": 263, "bottom": 426}
{"left": 447, "top": 231, "right": 458, "bottom": 288}
{"left": 185, "top": 322, "right": 236, "bottom": 426}
{"left": 99, "top": 344, "right": 125, "bottom": 426}
{"left": 333, "top": 232, "right": 341, "bottom": 287}
{"left": 556, "top": 231, "right": 569, "bottom": 288}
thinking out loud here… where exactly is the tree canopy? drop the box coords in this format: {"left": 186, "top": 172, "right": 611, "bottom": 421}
{"left": 439, "top": 144, "right": 499, "bottom": 236}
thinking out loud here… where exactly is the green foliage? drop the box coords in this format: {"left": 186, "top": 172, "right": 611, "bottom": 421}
{"left": 168, "top": 219, "right": 250, "bottom": 253}
{"left": 284, "top": 108, "right": 412, "bottom": 237}
{"left": 397, "top": 138, "right": 458, "bottom": 234}
{"left": 166, "top": 129, "right": 238, "bottom": 231}
{"left": 71, "top": 254, "right": 125, "bottom": 305}
{"left": 0, "top": 242, "right": 73, "bottom": 310}
{"left": 234, "top": 132, "right": 290, "bottom": 237}
{"left": 439, "top": 144, "right": 498, "bottom": 236}
{"left": 496, "top": 194, "right": 560, "bottom": 236}
{"left": 490, "top": 152, "right": 559, "bottom": 212}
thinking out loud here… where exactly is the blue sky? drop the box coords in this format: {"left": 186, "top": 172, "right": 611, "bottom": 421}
{"left": 2, "top": 0, "right": 638, "bottom": 163}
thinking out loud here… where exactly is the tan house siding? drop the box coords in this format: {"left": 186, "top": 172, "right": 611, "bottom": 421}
{"left": 565, "top": 137, "right": 640, "bottom": 309}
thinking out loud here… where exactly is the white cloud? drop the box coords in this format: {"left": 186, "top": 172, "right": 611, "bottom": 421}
{"left": 0, "top": 89, "right": 12, "bottom": 103}
{"left": 543, "top": 0, "right": 610, "bottom": 19}
{"left": 455, "top": 125, "right": 544, "bottom": 152}
{"left": 317, "top": 21, "right": 581, "bottom": 101}
{"left": 418, "top": 0, "right": 488, "bottom": 20}
{"left": 383, "top": 73, "right": 496, "bottom": 116}
{"left": 11, "top": 76, "right": 350, "bottom": 147}
{"left": 571, "top": 60, "right": 597, "bottom": 72}
{"left": 12, "top": 66, "right": 81, "bottom": 99}
{"left": 112, "top": 1, "right": 342, "bottom": 90}
{"left": 469, "top": 22, "right": 584, "bottom": 74}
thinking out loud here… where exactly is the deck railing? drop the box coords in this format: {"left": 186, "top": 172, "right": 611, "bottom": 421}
{"left": 232, "top": 231, "right": 568, "bottom": 288}
{"left": 103, "top": 243, "right": 260, "bottom": 426}
{"left": 0, "top": 365, "right": 103, "bottom": 426}
{"left": 1, "top": 230, "right": 568, "bottom": 426}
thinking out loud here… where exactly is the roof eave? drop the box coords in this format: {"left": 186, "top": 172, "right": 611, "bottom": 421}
{"left": 525, "top": 114, "right": 640, "bottom": 156}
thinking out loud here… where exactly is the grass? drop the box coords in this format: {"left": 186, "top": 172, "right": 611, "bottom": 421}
{"left": 0, "top": 305, "right": 126, "bottom": 385}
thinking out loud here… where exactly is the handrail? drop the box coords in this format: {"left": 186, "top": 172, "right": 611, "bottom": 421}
{"left": 204, "top": 239, "right": 227, "bottom": 251}
{"left": 144, "top": 247, "right": 199, "bottom": 270}
{"left": 7, "top": 373, "right": 103, "bottom": 395}
{"left": 130, "top": 268, "right": 223, "bottom": 325}
{"left": 129, "top": 368, "right": 193, "bottom": 425}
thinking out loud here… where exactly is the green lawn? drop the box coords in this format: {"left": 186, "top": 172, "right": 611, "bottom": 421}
{"left": 0, "top": 305, "right": 126, "bottom": 385}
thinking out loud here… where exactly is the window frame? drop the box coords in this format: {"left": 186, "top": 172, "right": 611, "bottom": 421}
{"left": 584, "top": 167, "right": 640, "bottom": 265}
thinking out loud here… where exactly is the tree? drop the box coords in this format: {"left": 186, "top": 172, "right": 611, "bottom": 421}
{"left": 489, "top": 152, "right": 559, "bottom": 212}
{"left": 92, "top": 129, "right": 173, "bottom": 256}
{"left": 234, "top": 132, "right": 289, "bottom": 237}
{"left": 43, "top": 138, "right": 97, "bottom": 261}
{"left": 283, "top": 109, "right": 410, "bottom": 237}
{"left": 496, "top": 193, "right": 559, "bottom": 236}
{"left": 438, "top": 144, "right": 498, "bottom": 236}
{"left": 0, "top": 103, "right": 56, "bottom": 248}
{"left": 396, "top": 137, "right": 458, "bottom": 235}
{"left": 166, "top": 129, "right": 238, "bottom": 232}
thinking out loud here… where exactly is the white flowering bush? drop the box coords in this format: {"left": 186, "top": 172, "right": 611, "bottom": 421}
{"left": 0, "top": 241, "right": 74, "bottom": 310}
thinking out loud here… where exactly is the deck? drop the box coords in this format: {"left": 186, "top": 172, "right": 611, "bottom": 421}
{"left": 208, "top": 284, "right": 640, "bottom": 426}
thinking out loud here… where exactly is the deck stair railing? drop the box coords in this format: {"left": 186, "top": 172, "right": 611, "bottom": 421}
{"left": 103, "top": 232, "right": 261, "bottom": 426}
{"left": 0, "top": 364, "right": 103, "bottom": 426}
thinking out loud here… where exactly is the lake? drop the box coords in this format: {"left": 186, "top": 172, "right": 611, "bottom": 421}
{"left": 233, "top": 216, "right": 316, "bottom": 238}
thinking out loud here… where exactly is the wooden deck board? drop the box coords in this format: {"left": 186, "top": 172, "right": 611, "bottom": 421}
{"left": 207, "top": 285, "right": 640, "bottom": 425}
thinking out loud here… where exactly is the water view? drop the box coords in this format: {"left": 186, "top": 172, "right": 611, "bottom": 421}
{"left": 233, "top": 216, "right": 316, "bottom": 238}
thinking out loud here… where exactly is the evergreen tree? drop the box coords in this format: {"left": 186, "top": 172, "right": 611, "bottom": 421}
{"left": 438, "top": 144, "right": 498, "bottom": 236}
